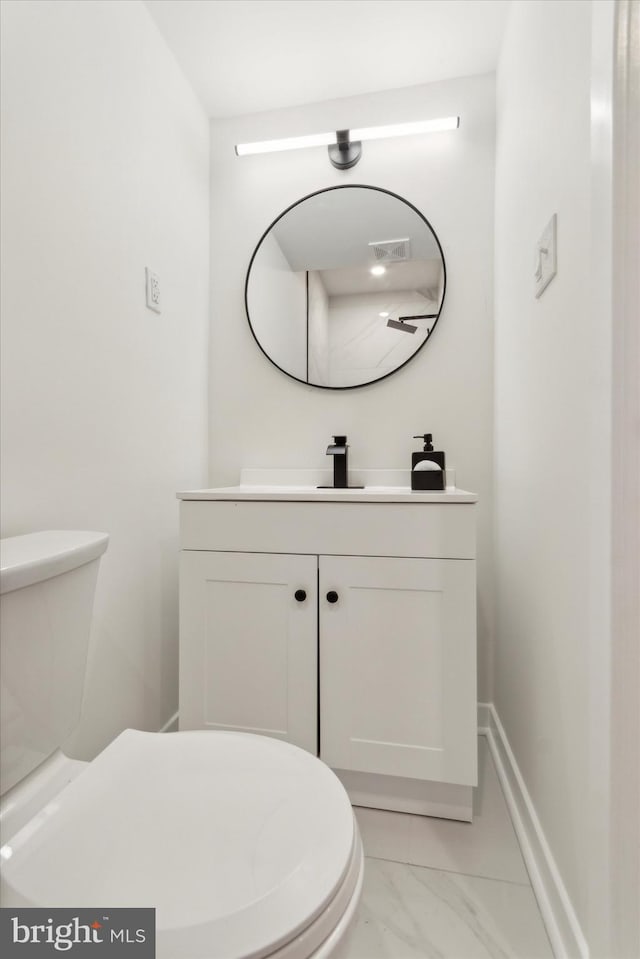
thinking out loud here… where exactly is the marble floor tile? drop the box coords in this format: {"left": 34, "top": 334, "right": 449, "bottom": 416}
{"left": 353, "top": 804, "right": 412, "bottom": 863}
{"left": 344, "top": 857, "right": 554, "bottom": 959}
{"left": 354, "top": 737, "right": 530, "bottom": 885}
{"left": 407, "top": 738, "right": 530, "bottom": 884}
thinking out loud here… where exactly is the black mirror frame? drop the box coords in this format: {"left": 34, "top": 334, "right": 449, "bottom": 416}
{"left": 244, "top": 184, "right": 447, "bottom": 390}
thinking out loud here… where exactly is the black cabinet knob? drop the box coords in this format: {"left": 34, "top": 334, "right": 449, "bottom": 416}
{"left": 326, "top": 590, "right": 339, "bottom": 604}
{"left": 294, "top": 589, "right": 307, "bottom": 602}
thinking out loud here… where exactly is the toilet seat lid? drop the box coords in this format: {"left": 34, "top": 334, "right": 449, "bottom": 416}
{"left": 1, "top": 730, "right": 356, "bottom": 959}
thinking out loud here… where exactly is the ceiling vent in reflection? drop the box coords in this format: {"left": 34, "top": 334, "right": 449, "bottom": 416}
{"left": 368, "top": 238, "right": 411, "bottom": 262}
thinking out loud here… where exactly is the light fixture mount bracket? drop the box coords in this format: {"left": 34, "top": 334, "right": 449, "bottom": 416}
{"left": 328, "top": 130, "right": 362, "bottom": 169}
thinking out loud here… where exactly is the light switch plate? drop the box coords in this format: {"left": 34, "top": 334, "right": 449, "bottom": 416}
{"left": 145, "top": 267, "right": 161, "bottom": 313}
{"left": 534, "top": 214, "right": 557, "bottom": 298}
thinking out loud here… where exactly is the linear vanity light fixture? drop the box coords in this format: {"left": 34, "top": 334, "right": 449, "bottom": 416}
{"left": 235, "top": 116, "right": 460, "bottom": 169}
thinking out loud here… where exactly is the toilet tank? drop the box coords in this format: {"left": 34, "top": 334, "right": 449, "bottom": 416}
{"left": 0, "top": 530, "right": 109, "bottom": 796}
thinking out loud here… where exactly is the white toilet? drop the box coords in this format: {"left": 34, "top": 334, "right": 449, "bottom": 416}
{"left": 0, "top": 531, "right": 364, "bottom": 958}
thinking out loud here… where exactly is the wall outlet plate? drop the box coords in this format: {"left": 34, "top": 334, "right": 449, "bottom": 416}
{"left": 534, "top": 213, "right": 557, "bottom": 298}
{"left": 145, "top": 267, "right": 161, "bottom": 313}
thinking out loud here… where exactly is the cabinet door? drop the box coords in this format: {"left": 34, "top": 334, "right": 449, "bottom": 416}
{"left": 179, "top": 551, "right": 317, "bottom": 754}
{"left": 320, "top": 555, "right": 477, "bottom": 786}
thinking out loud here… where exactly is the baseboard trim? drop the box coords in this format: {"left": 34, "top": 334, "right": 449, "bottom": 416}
{"left": 484, "top": 703, "right": 589, "bottom": 959}
{"left": 159, "top": 710, "right": 179, "bottom": 734}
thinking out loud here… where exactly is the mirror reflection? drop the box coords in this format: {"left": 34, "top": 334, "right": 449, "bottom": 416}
{"left": 245, "top": 185, "right": 446, "bottom": 389}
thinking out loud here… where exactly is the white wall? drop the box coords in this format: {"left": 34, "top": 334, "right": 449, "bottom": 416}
{"left": 494, "top": 0, "right": 611, "bottom": 948}
{"left": 0, "top": 0, "right": 210, "bottom": 759}
{"left": 209, "top": 75, "right": 496, "bottom": 701}
{"left": 246, "top": 231, "right": 307, "bottom": 381}
{"left": 308, "top": 270, "right": 330, "bottom": 386}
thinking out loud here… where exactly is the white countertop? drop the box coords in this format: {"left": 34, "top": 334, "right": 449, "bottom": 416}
{"left": 177, "top": 469, "right": 477, "bottom": 503}
{"left": 177, "top": 486, "right": 477, "bottom": 504}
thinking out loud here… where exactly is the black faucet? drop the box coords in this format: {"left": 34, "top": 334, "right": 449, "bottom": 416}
{"left": 326, "top": 435, "right": 349, "bottom": 488}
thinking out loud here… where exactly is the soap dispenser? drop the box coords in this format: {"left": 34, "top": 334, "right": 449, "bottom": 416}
{"left": 411, "top": 434, "right": 446, "bottom": 491}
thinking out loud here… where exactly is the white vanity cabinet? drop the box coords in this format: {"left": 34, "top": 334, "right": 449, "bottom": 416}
{"left": 319, "top": 554, "right": 476, "bottom": 789}
{"left": 178, "top": 484, "right": 478, "bottom": 820}
{"left": 179, "top": 550, "right": 319, "bottom": 754}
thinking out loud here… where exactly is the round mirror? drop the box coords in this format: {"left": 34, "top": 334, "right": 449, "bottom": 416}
{"left": 245, "top": 185, "right": 446, "bottom": 389}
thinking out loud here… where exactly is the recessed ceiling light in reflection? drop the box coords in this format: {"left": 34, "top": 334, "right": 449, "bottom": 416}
{"left": 370, "top": 265, "right": 386, "bottom": 277}
{"left": 379, "top": 312, "right": 390, "bottom": 318}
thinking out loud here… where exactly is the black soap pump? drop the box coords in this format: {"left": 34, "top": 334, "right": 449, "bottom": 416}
{"left": 411, "top": 434, "right": 446, "bottom": 491}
